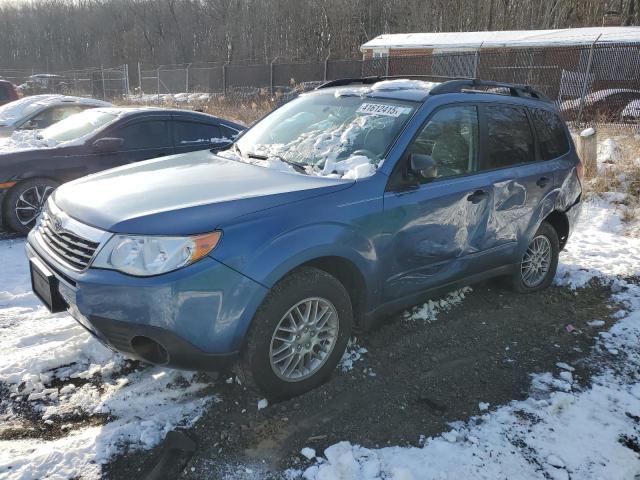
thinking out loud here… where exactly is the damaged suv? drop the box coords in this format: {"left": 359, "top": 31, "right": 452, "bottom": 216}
{"left": 27, "top": 78, "right": 582, "bottom": 399}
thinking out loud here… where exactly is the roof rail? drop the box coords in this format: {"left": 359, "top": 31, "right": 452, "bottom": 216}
{"left": 316, "top": 75, "right": 550, "bottom": 102}
{"left": 430, "top": 78, "right": 550, "bottom": 101}
{"left": 315, "top": 74, "right": 471, "bottom": 90}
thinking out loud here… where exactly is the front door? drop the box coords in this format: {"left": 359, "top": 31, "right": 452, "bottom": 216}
{"left": 382, "top": 104, "right": 494, "bottom": 301}
{"left": 88, "top": 118, "right": 173, "bottom": 174}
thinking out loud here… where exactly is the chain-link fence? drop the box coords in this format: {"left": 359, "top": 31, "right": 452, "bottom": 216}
{"left": 3, "top": 40, "right": 639, "bottom": 128}
{"left": 0, "top": 65, "right": 129, "bottom": 99}
{"left": 131, "top": 41, "right": 639, "bottom": 128}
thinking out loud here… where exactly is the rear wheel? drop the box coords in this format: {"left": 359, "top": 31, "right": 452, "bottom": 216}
{"left": 236, "top": 267, "right": 352, "bottom": 400}
{"left": 508, "top": 221, "right": 559, "bottom": 293}
{"left": 3, "top": 178, "right": 58, "bottom": 235}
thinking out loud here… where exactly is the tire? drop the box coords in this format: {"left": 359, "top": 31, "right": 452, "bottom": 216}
{"left": 508, "top": 221, "right": 559, "bottom": 293}
{"left": 3, "top": 178, "right": 58, "bottom": 235}
{"left": 236, "top": 266, "right": 353, "bottom": 401}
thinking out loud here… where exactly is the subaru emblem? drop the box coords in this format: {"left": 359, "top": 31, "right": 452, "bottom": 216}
{"left": 52, "top": 216, "right": 63, "bottom": 232}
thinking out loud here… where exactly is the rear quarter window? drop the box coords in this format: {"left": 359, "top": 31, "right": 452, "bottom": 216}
{"left": 0, "top": 84, "right": 9, "bottom": 101}
{"left": 530, "top": 109, "right": 570, "bottom": 160}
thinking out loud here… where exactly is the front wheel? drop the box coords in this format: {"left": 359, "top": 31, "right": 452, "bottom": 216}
{"left": 508, "top": 221, "right": 559, "bottom": 293}
{"left": 236, "top": 267, "right": 352, "bottom": 400}
{"left": 3, "top": 178, "right": 58, "bottom": 235}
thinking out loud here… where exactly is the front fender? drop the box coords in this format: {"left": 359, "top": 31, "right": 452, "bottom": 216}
{"left": 216, "top": 221, "right": 377, "bottom": 292}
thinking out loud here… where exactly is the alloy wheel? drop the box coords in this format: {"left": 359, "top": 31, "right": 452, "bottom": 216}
{"left": 521, "top": 235, "right": 552, "bottom": 288}
{"left": 15, "top": 185, "right": 54, "bottom": 227}
{"left": 269, "top": 297, "right": 339, "bottom": 382}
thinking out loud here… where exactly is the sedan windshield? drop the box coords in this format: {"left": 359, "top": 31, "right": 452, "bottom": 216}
{"left": 229, "top": 93, "right": 417, "bottom": 179}
{"left": 0, "top": 96, "right": 46, "bottom": 124}
{"left": 40, "top": 109, "right": 118, "bottom": 143}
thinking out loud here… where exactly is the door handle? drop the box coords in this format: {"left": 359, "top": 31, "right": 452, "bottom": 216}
{"left": 467, "top": 189, "right": 488, "bottom": 204}
{"left": 536, "top": 176, "right": 551, "bottom": 188}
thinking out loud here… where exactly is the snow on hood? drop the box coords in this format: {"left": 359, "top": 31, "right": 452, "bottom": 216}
{"left": 0, "top": 130, "right": 60, "bottom": 154}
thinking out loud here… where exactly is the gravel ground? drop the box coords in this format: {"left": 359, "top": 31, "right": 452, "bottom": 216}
{"left": 105, "top": 279, "right": 616, "bottom": 479}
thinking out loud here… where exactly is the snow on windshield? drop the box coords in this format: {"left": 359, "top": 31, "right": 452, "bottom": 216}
{"left": 224, "top": 90, "right": 417, "bottom": 180}
{"left": 0, "top": 110, "right": 119, "bottom": 154}
{"left": 0, "top": 95, "right": 55, "bottom": 125}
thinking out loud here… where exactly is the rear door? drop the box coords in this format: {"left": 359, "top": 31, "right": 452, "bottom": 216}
{"left": 382, "top": 104, "right": 496, "bottom": 301}
{"left": 171, "top": 119, "right": 233, "bottom": 154}
{"left": 477, "top": 103, "right": 557, "bottom": 260}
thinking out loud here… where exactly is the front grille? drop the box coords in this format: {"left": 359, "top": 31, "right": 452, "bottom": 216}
{"left": 39, "top": 211, "right": 100, "bottom": 270}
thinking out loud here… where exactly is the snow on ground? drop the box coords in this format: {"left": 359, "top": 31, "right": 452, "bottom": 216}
{"left": 0, "top": 240, "right": 213, "bottom": 480}
{"left": 291, "top": 194, "right": 640, "bottom": 480}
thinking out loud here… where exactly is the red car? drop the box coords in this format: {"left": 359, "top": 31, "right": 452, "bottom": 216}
{"left": 0, "top": 80, "right": 19, "bottom": 106}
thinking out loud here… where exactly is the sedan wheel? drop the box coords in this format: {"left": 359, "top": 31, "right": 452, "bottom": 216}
{"left": 15, "top": 184, "right": 54, "bottom": 227}
{"left": 3, "top": 178, "right": 59, "bottom": 235}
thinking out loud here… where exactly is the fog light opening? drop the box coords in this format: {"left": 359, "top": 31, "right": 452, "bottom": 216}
{"left": 131, "top": 336, "right": 169, "bottom": 364}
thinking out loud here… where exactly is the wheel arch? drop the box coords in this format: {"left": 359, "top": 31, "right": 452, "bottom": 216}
{"left": 543, "top": 210, "right": 570, "bottom": 250}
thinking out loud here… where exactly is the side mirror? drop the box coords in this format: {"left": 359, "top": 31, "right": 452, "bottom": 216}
{"left": 92, "top": 137, "right": 124, "bottom": 153}
{"left": 410, "top": 153, "right": 438, "bottom": 180}
{"left": 20, "top": 120, "right": 38, "bottom": 130}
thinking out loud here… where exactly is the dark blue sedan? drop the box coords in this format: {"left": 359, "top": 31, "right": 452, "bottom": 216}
{"left": 0, "top": 107, "right": 244, "bottom": 233}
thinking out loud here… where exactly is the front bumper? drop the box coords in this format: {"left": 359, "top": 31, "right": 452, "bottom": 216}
{"left": 26, "top": 235, "right": 269, "bottom": 371}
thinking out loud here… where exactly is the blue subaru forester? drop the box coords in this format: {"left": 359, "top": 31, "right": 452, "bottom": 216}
{"left": 27, "top": 78, "right": 582, "bottom": 399}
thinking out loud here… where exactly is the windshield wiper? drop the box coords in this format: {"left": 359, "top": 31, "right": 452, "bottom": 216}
{"left": 246, "top": 152, "right": 308, "bottom": 174}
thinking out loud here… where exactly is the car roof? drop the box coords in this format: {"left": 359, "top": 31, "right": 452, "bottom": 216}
{"left": 313, "top": 79, "right": 439, "bottom": 102}
{"left": 23, "top": 95, "right": 112, "bottom": 109}
{"left": 93, "top": 106, "right": 244, "bottom": 128}
{"left": 309, "top": 78, "right": 556, "bottom": 109}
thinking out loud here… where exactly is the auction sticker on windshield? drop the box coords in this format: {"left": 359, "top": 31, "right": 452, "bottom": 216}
{"left": 356, "top": 103, "right": 411, "bottom": 117}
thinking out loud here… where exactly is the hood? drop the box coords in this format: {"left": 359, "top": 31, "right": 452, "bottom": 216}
{"left": 54, "top": 149, "right": 354, "bottom": 235}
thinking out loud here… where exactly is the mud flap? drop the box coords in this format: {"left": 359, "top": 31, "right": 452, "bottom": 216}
{"left": 143, "top": 430, "right": 197, "bottom": 480}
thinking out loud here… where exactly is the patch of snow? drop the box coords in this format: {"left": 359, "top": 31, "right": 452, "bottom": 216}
{"left": 588, "top": 319, "right": 606, "bottom": 328}
{"left": 404, "top": 287, "right": 472, "bottom": 322}
{"left": 597, "top": 137, "right": 622, "bottom": 172}
{"left": 257, "top": 398, "right": 269, "bottom": 410}
{"left": 0, "top": 239, "right": 213, "bottom": 480}
{"left": 580, "top": 127, "right": 595, "bottom": 137}
{"left": 339, "top": 341, "right": 368, "bottom": 373}
{"left": 555, "top": 362, "right": 575, "bottom": 372}
{"left": 555, "top": 195, "right": 640, "bottom": 288}
{"left": 478, "top": 402, "right": 490, "bottom": 412}
{"left": 301, "top": 447, "right": 316, "bottom": 460}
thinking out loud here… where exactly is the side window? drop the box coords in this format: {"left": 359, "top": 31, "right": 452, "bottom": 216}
{"left": 0, "top": 85, "right": 8, "bottom": 101}
{"left": 408, "top": 105, "right": 478, "bottom": 182}
{"left": 30, "top": 105, "right": 87, "bottom": 129}
{"left": 221, "top": 125, "right": 240, "bottom": 140}
{"left": 173, "top": 121, "right": 223, "bottom": 146}
{"left": 530, "top": 109, "right": 570, "bottom": 160}
{"left": 114, "top": 120, "right": 170, "bottom": 150}
{"left": 482, "top": 105, "right": 535, "bottom": 170}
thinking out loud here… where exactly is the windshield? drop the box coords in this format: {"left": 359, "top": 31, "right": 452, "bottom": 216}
{"left": 40, "top": 109, "right": 118, "bottom": 143}
{"left": 0, "top": 96, "right": 47, "bottom": 124}
{"left": 229, "top": 92, "right": 417, "bottom": 179}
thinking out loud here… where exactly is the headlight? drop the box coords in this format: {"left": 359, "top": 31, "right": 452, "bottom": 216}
{"left": 92, "top": 231, "right": 222, "bottom": 276}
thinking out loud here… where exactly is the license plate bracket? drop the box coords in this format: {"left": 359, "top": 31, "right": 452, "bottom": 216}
{"left": 30, "top": 258, "right": 66, "bottom": 313}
